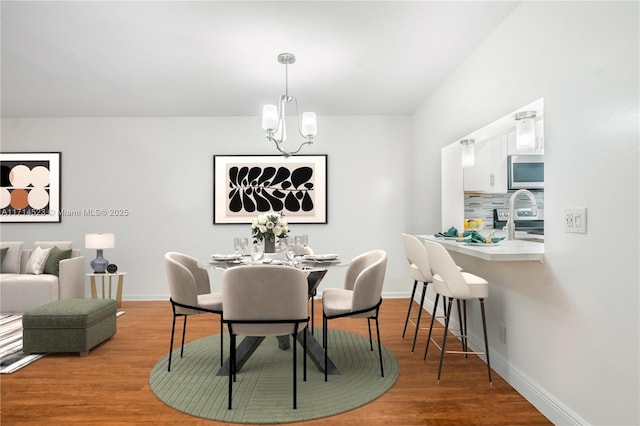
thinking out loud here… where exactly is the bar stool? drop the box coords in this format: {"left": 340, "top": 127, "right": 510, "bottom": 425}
{"left": 422, "top": 240, "right": 492, "bottom": 384}
{"left": 401, "top": 234, "right": 433, "bottom": 352}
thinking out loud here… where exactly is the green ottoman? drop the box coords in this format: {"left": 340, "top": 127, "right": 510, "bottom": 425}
{"left": 22, "top": 298, "right": 117, "bottom": 356}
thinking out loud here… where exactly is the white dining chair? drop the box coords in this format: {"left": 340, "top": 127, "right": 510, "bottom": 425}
{"left": 422, "top": 240, "right": 492, "bottom": 384}
{"left": 222, "top": 265, "right": 309, "bottom": 409}
{"left": 164, "top": 252, "right": 223, "bottom": 372}
{"left": 322, "top": 249, "right": 387, "bottom": 381}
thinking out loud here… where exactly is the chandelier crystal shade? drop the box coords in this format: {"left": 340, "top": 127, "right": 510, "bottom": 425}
{"left": 262, "top": 53, "right": 317, "bottom": 157}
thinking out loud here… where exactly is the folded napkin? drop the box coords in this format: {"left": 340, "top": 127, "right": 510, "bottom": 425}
{"left": 435, "top": 227, "right": 505, "bottom": 243}
{"left": 462, "top": 230, "right": 505, "bottom": 243}
{"left": 435, "top": 226, "right": 459, "bottom": 238}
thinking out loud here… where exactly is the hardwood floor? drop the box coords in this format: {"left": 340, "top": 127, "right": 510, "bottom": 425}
{"left": 1, "top": 299, "right": 551, "bottom": 425}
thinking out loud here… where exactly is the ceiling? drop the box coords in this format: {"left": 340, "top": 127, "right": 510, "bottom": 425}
{"left": 0, "top": 1, "right": 519, "bottom": 118}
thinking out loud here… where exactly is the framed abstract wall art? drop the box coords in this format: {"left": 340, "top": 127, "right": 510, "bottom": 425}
{"left": 213, "top": 155, "right": 327, "bottom": 224}
{"left": 0, "top": 152, "right": 61, "bottom": 223}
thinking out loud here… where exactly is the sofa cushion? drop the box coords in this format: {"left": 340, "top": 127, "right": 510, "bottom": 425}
{"left": 25, "top": 246, "right": 51, "bottom": 275}
{"left": 34, "top": 241, "right": 73, "bottom": 250}
{"left": 0, "top": 242, "right": 24, "bottom": 273}
{"left": 0, "top": 247, "right": 7, "bottom": 264}
{"left": 0, "top": 274, "right": 59, "bottom": 313}
{"left": 43, "top": 247, "right": 73, "bottom": 276}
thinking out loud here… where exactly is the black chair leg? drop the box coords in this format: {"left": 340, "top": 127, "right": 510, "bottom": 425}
{"left": 168, "top": 313, "right": 177, "bottom": 372}
{"left": 402, "top": 280, "right": 419, "bottom": 338}
{"left": 442, "top": 296, "right": 448, "bottom": 318}
{"left": 462, "top": 300, "right": 468, "bottom": 356}
{"left": 228, "top": 333, "right": 235, "bottom": 410}
{"left": 375, "top": 315, "right": 384, "bottom": 377}
{"left": 180, "top": 315, "right": 188, "bottom": 358}
{"left": 411, "top": 282, "right": 427, "bottom": 352}
{"left": 480, "top": 299, "right": 492, "bottom": 384}
{"left": 437, "top": 298, "right": 454, "bottom": 383}
{"left": 303, "top": 326, "right": 307, "bottom": 382}
{"left": 367, "top": 318, "right": 373, "bottom": 351}
{"left": 292, "top": 331, "right": 297, "bottom": 409}
{"left": 423, "top": 294, "right": 440, "bottom": 360}
{"left": 456, "top": 299, "right": 466, "bottom": 355}
{"left": 220, "top": 319, "right": 224, "bottom": 366}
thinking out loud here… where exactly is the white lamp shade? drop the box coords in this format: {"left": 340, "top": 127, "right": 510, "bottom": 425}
{"left": 301, "top": 112, "right": 317, "bottom": 137}
{"left": 262, "top": 105, "right": 278, "bottom": 131}
{"left": 460, "top": 140, "right": 475, "bottom": 168}
{"left": 516, "top": 115, "right": 536, "bottom": 151}
{"left": 85, "top": 233, "right": 115, "bottom": 249}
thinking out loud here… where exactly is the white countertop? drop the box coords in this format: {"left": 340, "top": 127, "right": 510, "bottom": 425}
{"left": 417, "top": 232, "right": 545, "bottom": 262}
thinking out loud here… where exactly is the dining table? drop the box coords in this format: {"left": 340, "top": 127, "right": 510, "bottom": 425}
{"left": 204, "top": 253, "right": 349, "bottom": 377}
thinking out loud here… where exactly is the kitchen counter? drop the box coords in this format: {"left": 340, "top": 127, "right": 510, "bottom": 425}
{"left": 417, "top": 232, "right": 544, "bottom": 262}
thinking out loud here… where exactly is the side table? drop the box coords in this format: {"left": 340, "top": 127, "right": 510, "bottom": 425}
{"left": 87, "top": 272, "right": 127, "bottom": 309}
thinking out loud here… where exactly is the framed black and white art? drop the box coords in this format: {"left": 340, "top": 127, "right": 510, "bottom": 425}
{"left": 213, "top": 155, "right": 327, "bottom": 224}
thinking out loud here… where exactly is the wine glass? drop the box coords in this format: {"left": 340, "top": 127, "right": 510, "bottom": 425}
{"left": 238, "top": 237, "right": 248, "bottom": 256}
{"left": 250, "top": 240, "right": 264, "bottom": 262}
{"left": 233, "top": 237, "right": 241, "bottom": 257}
{"left": 282, "top": 238, "right": 296, "bottom": 263}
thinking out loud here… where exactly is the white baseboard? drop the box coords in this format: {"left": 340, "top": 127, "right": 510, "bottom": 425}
{"left": 472, "top": 340, "right": 587, "bottom": 425}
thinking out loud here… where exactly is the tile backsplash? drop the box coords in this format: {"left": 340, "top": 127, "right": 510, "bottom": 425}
{"left": 464, "top": 191, "right": 544, "bottom": 229}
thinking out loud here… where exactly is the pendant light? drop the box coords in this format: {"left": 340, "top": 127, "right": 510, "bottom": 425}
{"left": 460, "top": 139, "right": 475, "bottom": 168}
{"left": 514, "top": 111, "right": 537, "bottom": 152}
{"left": 262, "top": 53, "right": 317, "bottom": 157}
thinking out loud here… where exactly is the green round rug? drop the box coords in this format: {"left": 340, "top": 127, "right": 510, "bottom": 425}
{"left": 149, "top": 328, "right": 399, "bottom": 423}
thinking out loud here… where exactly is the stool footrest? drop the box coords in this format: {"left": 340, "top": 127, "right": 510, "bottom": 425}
{"left": 22, "top": 299, "right": 117, "bottom": 355}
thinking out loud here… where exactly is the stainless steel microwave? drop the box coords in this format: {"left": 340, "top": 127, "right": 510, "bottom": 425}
{"left": 508, "top": 155, "right": 544, "bottom": 190}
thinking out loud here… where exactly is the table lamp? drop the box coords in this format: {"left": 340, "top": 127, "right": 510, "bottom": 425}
{"left": 85, "top": 233, "right": 115, "bottom": 273}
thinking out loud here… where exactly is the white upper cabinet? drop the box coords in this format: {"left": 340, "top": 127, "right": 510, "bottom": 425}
{"left": 463, "top": 135, "right": 508, "bottom": 194}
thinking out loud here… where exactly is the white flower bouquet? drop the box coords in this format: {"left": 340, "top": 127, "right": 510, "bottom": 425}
{"left": 251, "top": 212, "right": 289, "bottom": 243}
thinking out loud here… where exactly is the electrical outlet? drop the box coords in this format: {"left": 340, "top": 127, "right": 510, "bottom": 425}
{"left": 498, "top": 324, "right": 507, "bottom": 344}
{"left": 564, "top": 207, "right": 587, "bottom": 233}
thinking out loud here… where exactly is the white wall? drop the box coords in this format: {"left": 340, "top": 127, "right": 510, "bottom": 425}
{"left": 1, "top": 1, "right": 638, "bottom": 424}
{"left": 0, "top": 115, "right": 412, "bottom": 299}
{"left": 412, "top": 2, "right": 638, "bottom": 425}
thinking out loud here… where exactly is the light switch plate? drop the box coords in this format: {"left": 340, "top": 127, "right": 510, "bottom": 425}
{"left": 564, "top": 207, "right": 587, "bottom": 233}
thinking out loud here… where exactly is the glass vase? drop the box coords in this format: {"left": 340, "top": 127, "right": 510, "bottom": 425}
{"left": 264, "top": 238, "right": 276, "bottom": 253}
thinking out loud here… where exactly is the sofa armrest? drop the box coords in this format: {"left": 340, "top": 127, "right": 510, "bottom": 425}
{"left": 58, "top": 255, "right": 86, "bottom": 299}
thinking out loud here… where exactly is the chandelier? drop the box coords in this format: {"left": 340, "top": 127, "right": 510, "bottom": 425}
{"left": 261, "top": 53, "right": 317, "bottom": 157}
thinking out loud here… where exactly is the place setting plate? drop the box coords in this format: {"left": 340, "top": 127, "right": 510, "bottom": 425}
{"left": 302, "top": 254, "right": 340, "bottom": 263}
{"left": 210, "top": 253, "right": 243, "bottom": 262}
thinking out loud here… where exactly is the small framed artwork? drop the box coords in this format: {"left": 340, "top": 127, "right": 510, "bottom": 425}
{"left": 0, "top": 152, "right": 61, "bottom": 223}
{"left": 214, "top": 155, "right": 327, "bottom": 224}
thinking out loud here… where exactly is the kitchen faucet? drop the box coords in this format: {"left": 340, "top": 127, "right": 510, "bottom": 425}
{"left": 505, "top": 189, "right": 538, "bottom": 240}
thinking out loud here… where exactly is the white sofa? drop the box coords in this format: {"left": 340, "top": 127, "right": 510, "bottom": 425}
{"left": 0, "top": 241, "right": 86, "bottom": 313}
